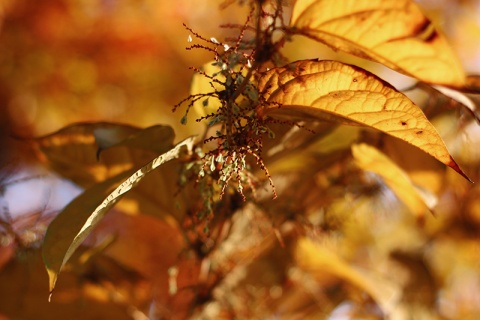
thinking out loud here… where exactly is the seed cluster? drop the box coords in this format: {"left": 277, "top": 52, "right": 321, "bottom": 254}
{"left": 174, "top": 2, "right": 287, "bottom": 216}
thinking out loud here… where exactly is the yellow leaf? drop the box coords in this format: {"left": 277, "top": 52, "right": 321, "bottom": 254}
{"left": 352, "top": 143, "right": 433, "bottom": 219}
{"left": 294, "top": 238, "right": 400, "bottom": 315}
{"left": 290, "top": 0, "right": 465, "bottom": 87}
{"left": 258, "top": 59, "right": 470, "bottom": 181}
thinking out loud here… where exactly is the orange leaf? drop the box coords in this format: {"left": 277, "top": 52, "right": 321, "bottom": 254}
{"left": 290, "top": 0, "right": 465, "bottom": 87}
{"left": 258, "top": 60, "right": 470, "bottom": 181}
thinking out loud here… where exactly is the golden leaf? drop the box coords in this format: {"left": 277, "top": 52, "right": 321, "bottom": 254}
{"left": 290, "top": 0, "right": 465, "bottom": 87}
{"left": 295, "top": 238, "right": 400, "bottom": 315}
{"left": 258, "top": 60, "right": 470, "bottom": 181}
{"left": 352, "top": 143, "right": 433, "bottom": 219}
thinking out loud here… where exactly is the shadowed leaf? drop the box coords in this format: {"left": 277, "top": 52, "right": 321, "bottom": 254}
{"left": 94, "top": 124, "right": 175, "bottom": 158}
{"left": 258, "top": 59, "right": 471, "bottom": 181}
{"left": 464, "top": 75, "right": 480, "bottom": 93}
{"left": 34, "top": 122, "right": 190, "bottom": 223}
{"left": 290, "top": 0, "right": 465, "bottom": 87}
{"left": 34, "top": 123, "right": 175, "bottom": 186}
{"left": 43, "top": 137, "right": 195, "bottom": 295}
{"left": 0, "top": 248, "right": 149, "bottom": 320}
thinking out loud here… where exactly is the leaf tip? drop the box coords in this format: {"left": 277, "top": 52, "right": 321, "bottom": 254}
{"left": 449, "top": 156, "right": 473, "bottom": 183}
{"left": 46, "top": 267, "right": 58, "bottom": 299}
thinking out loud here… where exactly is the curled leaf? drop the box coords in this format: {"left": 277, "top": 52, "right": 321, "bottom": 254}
{"left": 43, "top": 136, "right": 195, "bottom": 296}
{"left": 258, "top": 59, "right": 471, "bottom": 181}
{"left": 429, "top": 85, "right": 480, "bottom": 123}
{"left": 290, "top": 0, "right": 465, "bottom": 87}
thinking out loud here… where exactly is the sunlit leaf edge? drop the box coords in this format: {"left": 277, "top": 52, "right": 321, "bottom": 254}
{"left": 43, "top": 136, "right": 195, "bottom": 296}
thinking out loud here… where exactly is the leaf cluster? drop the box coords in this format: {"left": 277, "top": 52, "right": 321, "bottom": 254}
{"left": 1, "top": 0, "right": 480, "bottom": 319}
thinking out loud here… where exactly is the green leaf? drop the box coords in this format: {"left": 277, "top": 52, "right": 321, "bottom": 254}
{"left": 43, "top": 136, "right": 195, "bottom": 296}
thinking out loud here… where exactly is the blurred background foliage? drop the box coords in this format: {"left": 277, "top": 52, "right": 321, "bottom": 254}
{"left": 0, "top": 0, "right": 480, "bottom": 319}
